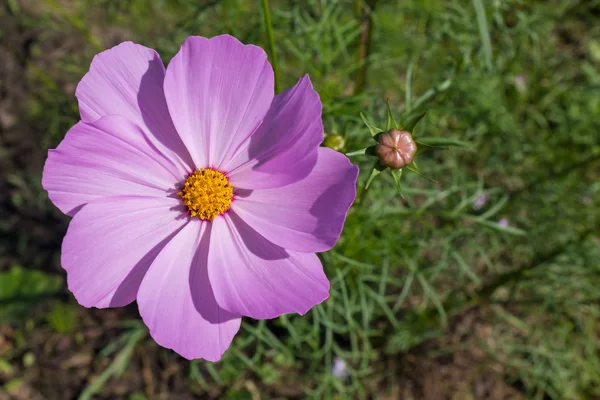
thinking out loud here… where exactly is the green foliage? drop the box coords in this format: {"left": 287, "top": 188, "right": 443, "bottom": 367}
{"left": 46, "top": 300, "right": 78, "bottom": 333}
{"left": 0, "top": 266, "right": 62, "bottom": 321}
{"left": 79, "top": 322, "right": 147, "bottom": 400}
{"left": 2, "top": 0, "right": 600, "bottom": 398}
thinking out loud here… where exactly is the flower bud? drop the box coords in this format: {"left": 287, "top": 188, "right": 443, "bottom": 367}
{"left": 323, "top": 134, "right": 346, "bottom": 152}
{"left": 375, "top": 129, "right": 417, "bottom": 169}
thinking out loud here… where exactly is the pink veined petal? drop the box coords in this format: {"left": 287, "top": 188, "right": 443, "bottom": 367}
{"left": 61, "top": 196, "right": 188, "bottom": 309}
{"left": 207, "top": 213, "right": 330, "bottom": 320}
{"left": 232, "top": 148, "right": 358, "bottom": 252}
{"left": 76, "top": 41, "right": 193, "bottom": 172}
{"left": 43, "top": 115, "right": 185, "bottom": 216}
{"left": 163, "top": 35, "right": 274, "bottom": 169}
{"left": 137, "top": 220, "right": 241, "bottom": 361}
{"left": 227, "top": 75, "right": 323, "bottom": 189}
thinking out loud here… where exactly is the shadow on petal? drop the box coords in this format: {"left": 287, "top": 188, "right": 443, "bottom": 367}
{"left": 228, "top": 212, "right": 289, "bottom": 261}
{"left": 190, "top": 222, "right": 241, "bottom": 324}
{"left": 308, "top": 173, "right": 356, "bottom": 244}
{"left": 110, "top": 226, "right": 183, "bottom": 307}
{"left": 138, "top": 57, "right": 193, "bottom": 169}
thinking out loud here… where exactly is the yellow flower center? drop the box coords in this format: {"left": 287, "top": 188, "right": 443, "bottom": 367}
{"left": 178, "top": 168, "right": 233, "bottom": 220}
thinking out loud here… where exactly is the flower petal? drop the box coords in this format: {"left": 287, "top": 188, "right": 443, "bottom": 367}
{"left": 232, "top": 148, "right": 358, "bottom": 252}
{"left": 76, "top": 41, "right": 192, "bottom": 171}
{"left": 208, "top": 213, "right": 330, "bottom": 319}
{"left": 62, "top": 196, "right": 188, "bottom": 309}
{"left": 43, "top": 115, "right": 186, "bottom": 216}
{"left": 137, "top": 220, "right": 241, "bottom": 361}
{"left": 164, "top": 35, "right": 274, "bottom": 169}
{"left": 227, "top": 75, "right": 323, "bottom": 189}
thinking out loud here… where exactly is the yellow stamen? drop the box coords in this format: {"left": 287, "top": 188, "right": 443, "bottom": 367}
{"left": 178, "top": 168, "right": 233, "bottom": 220}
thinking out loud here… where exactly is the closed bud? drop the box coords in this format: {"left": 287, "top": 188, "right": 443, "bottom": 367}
{"left": 323, "top": 134, "right": 346, "bottom": 152}
{"left": 375, "top": 129, "right": 417, "bottom": 169}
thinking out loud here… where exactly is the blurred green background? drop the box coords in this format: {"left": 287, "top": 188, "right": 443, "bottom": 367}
{"left": 1, "top": 0, "right": 599, "bottom": 399}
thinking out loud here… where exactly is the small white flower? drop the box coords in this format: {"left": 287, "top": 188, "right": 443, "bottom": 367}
{"left": 515, "top": 75, "right": 528, "bottom": 93}
{"left": 332, "top": 357, "right": 349, "bottom": 378}
{"left": 472, "top": 193, "right": 489, "bottom": 210}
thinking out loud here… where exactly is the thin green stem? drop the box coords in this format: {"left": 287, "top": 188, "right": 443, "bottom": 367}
{"left": 261, "top": 0, "right": 280, "bottom": 93}
{"left": 355, "top": 184, "right": 370, "bottom": 206}
{"left": 354, "top": 0, "right": 377, "bottom": 95}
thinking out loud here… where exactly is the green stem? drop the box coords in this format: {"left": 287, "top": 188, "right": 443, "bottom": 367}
{"left": 354, "top": 0, "right": 377, "bottom": 94}
{"left": 355, "top": 184, "right": 370, "bottom": 206}
{"left": 261, "top": 0, "right": 280, "bottom": 93}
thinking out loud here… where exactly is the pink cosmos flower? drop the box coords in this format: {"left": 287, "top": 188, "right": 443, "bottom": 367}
{"left": 42, "top": 35, "right": 358, "bottom": 361}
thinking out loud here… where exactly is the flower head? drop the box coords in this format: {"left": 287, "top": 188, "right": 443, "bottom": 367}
{"left": 42, "top": 35, "right": 358, "bottom": 361}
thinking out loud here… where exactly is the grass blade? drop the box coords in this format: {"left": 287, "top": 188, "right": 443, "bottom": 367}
{"left": 386, "top": 99, "right": 398, "bottom": 130}
{"left": 360, "top": 112, "right": 383, "bottom": 136}
{"left": 472, "top": 0, "right": 493, "bottom": 71}
{"left": 406, "top": 60, "right": 414, "bottom": 112}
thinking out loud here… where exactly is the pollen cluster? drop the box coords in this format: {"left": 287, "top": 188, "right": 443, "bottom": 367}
{"left": 178, "top": 168, "right": 233, "bottom": 220}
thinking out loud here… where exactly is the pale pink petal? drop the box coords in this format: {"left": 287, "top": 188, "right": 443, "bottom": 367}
{"left": 163, "top": 35, "right": 274, "bottom": 169}
{"left": 138, "top": 220, "right": 241, "bottom": 361}
{"left": 208, "top": 213, "right": 330, "bottom": 319}
{"left": 76, "top": 41, "right": 192, "bottom": 171}
{"left": 43, "top": 115, "right": 185, "bottom": 216}
{"left": 227, "top": 75, "right": 323, "bottom": 189}
{"left": 62, "top": 196, "right": 188, "bottom": 308}
{"left": 232, "top": 148, "right": 358, "bottom": 252}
